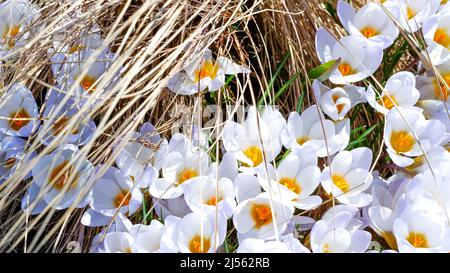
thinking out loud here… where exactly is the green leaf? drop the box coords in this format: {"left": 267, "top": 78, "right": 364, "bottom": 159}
{"left": 307, "top": 58, "right": 340, "bottom": 81}
{"left": 258, "top": 52, "right": 291, "bottom": 106}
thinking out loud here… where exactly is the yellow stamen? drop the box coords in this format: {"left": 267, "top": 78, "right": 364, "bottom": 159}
{"left": 2, "top": 25, "right": 21, "bottom": 48}
{"left": 377, "top": 94, "right": 397, "bottom": 110}
{"left": 434, "top": 28, "right": 450, "bottom": 49}
{"left": 194, "top": 60, "right": 219, "bottom": 82}
{"left": 406, "top": 6, "right": 416, "bottom": 20}
{"left": 68, "top": 44, "right": 86, "bottom": 54}
{"left": 323, "top": 243, "right": 331, "bottom": 253}
{"left": 406, "top": 232, "right": 428, "bottom": 248}
{"left": 9, "top": 108, "right": 30, "bottom": 131}
{"left": 242, "top": 146, "right": 263, "bottom": 167}
{"left": 189, "top": 235, "right": 211, "bottom": 253}
{"left": 332, "top": 174, "right": 350, "bottom": 193}
{"left": 52, "top": 116, "right": 79, "bottom": 135}
{"left": 177, "top": 168, "right": 198, "bottom": 185}
{"left": 279, "top": 177, "right": 301, "bottom": 194}
{"left": 296, "top": 136, "right": 310, "bottom": 145}
{"left": 332, "top": 94, "right": 345, "bottom": 113}
{"left": 360, "top": 27, "right": 379, "bottom": 39}
{"left": 433, "top": 72, "right": 450, "bottom": 101}
{"left": 206, "top": 196, "right": 221, "bottom": 206}
{"left": 251, "top": 204, "right": 273, "bottom": 228}
{"left": 390, "top": 130, "right": 415, "bottom": 153}
{"left": 114, "top": 190, "right": 131, "bottom": 208}
{"left": 338, "top": 63, "right": 354, "bottom": 76}
{"left": 50, "top": 160, "right": 78, "bottom": 191}
{"left": 79, "top": 75, "right": 97, "bottom": 94}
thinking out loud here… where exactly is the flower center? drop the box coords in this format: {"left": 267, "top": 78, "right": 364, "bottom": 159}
{"left": 433, "top": 72, "right": 450, "bottom": 100}
{"left": 50, "top": 160, "right": 78, "bottom": 191}
{"left": 205, "top": 196, "right": 221, "bottom": 206}
{"left": 177, "top": 168, "right": 198, "bottom": 185}
{"left": 434, "top": 28, "right": 450, "bottom": 49}
{"left": 188, "top": 235, "right": 211, "bottom": 253}
{"left": 377, "top": 94, "right": 397, "bottom": 110}
{"left": 114, "top": 190, "right": 131, "bottom": 208}
{"left": 52, "top": 116, "right": 79, "bottom": 135}
{"left": 279, "top": 177, "right": 301, "bottom": 194}
{"left": 338, "top": 63, "right": 354, "bottom": 76}
{"left": 296, "top": 136, "right": 310, "bottom": 145}
{"left": 406, "top": 232, "right": 428, "bottom": 248}
{"left": 2, "top": 24, "right": 21, "bottom": 48}
{"left": 9, "top": 108, "right": 30, "bottom": 131}
{"left": 242, "top": 145, "right": 263, "bottom": 167}
{"left": 406, "top": 6, "right": 416, "bottom": 20}
{"left": 194, "top": 60, "right": 219, "bottom": 82}
{"left": 79, "top": 75, "right": 97, "bottom": 94}
{"left": 390, "top": 130, "right": 415, "bottom": 153}
{"left": 360, "top": 27, "right": 379, "bottom": 39}
{"left": 332, "top": 174, "right": 349, "bottom": 193}
{"left": 322, "top": 243, "right": 331, "bottom": 253}
{"left": 251, "top": 203, "right": 273, "bottom": 228}
{"left": 68, "top": 44, "right": 86, "bottom": 54}
{"left": 332, "top": 94, "right": 345, "bottom": 114}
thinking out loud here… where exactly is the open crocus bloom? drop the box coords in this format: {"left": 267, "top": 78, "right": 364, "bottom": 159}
{"left": 167, "top": 48, "right": 250, "bottom": 95}
{"left": 39, "top": 86, "right": 96, "bottom": 147}
{"left": 384, "top": 107, "right": 447, "bottom": 167}
{"left": 315, "top": 27, "right": 383, "bottom": 84}
{"left": 310, "top": 205, "right": 372, "bottom": 253}
{"left": 23, "top": 145, "right": 94, "bottom": 211}
{"left": 183, "top": 176, "right": 236, "bottom": 218}
{"left": 237, "top": 234, "right": 310, "bottom": 253}
{"left": 423, "top": 7, "right": 450, "bottom": 65}
{"left": 149, "top": 148, "right": 210, "bottom": 199}
{"left": 393, "top": 204, "right": 450, "bottom": 252}
{"left": 169, "top": 211, "right": 227, "bottom": 253}
{"left": 256, "top": 146, "right": 322, "bottom": 210}
{"left": 337, "top": 0, "right": 400, "bottom": 49}
{"left": 312, "top": 80, "right": 365, "bottom": 121}
{"left": 320, "top": 147, "right": 374, "bottom": 207}
{"left": 223, "top": 106, "right": 285, "bottom": 173}
{"left": 0, "top": 84, "right": 39, "bottom": 137}
{"left": 0, "top": 135, "right": 33, "bottom": 184}
{"left": 392, "top": 0, "right": 441, "bottom": 32}
{"left": 115, "top": 122, "right": 168, "bottom": 188}
{"left": 100, "top": 219, "right": 165, "bottom": 253}
{"left": 366, "top": 173, "right": 413, "bottom": 250}
{"left": 0, "top": 0, "right": 40, "bottom": 58}
{"left": 81, "top": 166, "right": 142, "bottom": 227}
{"left": 281, "top": 105, "right": 350, "bottom": 157}
{"left": 233, "top": 192, "right": 294, "bottom": 240}
{"left": 416, "top": 58, "right": 450, "bottom": 101}
{"left": 366, "top": 71, "right": 420, "bottom": 114}
{"left": 54, "top": 49, "right": 121, "bottom": 100}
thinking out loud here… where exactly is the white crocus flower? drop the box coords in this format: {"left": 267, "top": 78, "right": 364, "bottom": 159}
{"left": 81, "top": 166, "right": 142, "bottom": 227}
{"left": 320, "top": 147, "right": 374, "bottom": 207}
{"left": 103, "top": 232, "right": 136, "bottom": 253}
{"left": 149, "top": 148, "right": 210, "bottom": 199}
{"left": 366, "top": 71, "right": 420, "bottom": 114}
{"left": 233, "top": 192, "right": 294, "bottom": 240}
{"left": 392, "top": 0, "right": 441, "bottom": 32}
{"left": 0, "top": 83, "right": 39, "bottom": 137}
{"left": 114, "top": 122, "right": 168, "bottom": 189}
{"left": 416, "top": 59, "right": 450, "bottom": 101}
{"left": 310, "top": 205, "right": 372, "bottom": 253}
{"left": 315, "top": 27, "right": 383, "bottom": 84}
{"left": 393, "top": 204, "right": 450, "bottom": 252}
{"left": 183, "top": 176, "right": 236, "bottom": 218}
{"left": 423, "top": 7, "right": 450, "bottom": 65}
{"left": 281, "top": 105, "right": 350, "bottom": 157}
{"left": 384, "top": 106, "right": 447, "bottom": 167}
{"left": 0, "top": 0, "right": 40, "bottom": 58}
{"left": 222, "top": 106, "right": 285, "bottom": 173}
{"left": 0, "top": 134, "right": 34, "bottom": 184}
{"left": 22, "top": 145, "right": 94, "bottom": 211}
{"left": 169, "top": 212, "right": 227, "bottom": 253}
{"left": 256, "top": 146, "right": 322, "bottom": 210}
{"left": 167, "top": 49, "right": 250, "bottom": 95}
{"left": 417, "top": 100, "right": 450, "bottom": 132}
{"left": 39, "top": 86, "right": 96, "bottom": 147}
{"left": 337, "top": 0, "right": 400, "bottom": 49}
{"left": 312, "top": 80, "right": 366, "bottom": 121}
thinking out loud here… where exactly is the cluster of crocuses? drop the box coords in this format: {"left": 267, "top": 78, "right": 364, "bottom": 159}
{"left": 0, "top": 0, "right": 449, "bottom": 253}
